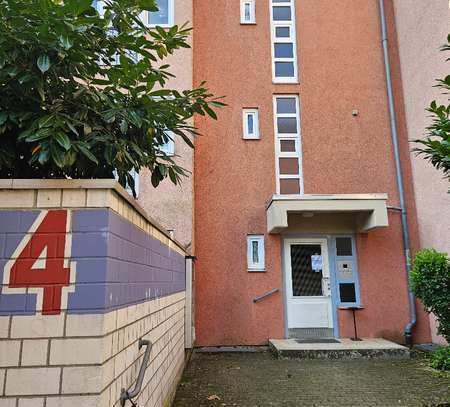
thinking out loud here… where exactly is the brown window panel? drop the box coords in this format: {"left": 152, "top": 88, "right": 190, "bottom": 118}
{"left": 280, "top": 178, "right": 300, "bottom": 194}
{"left": 279, "top": 158, "right": 299, "bottom": 175}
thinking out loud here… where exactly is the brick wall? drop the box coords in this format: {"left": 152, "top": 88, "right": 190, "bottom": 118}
{"left": 0, "top": 182, "right": 187, "bottom": 407}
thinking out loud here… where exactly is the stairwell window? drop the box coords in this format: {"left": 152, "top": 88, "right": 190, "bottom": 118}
{"left": 274, "top": 95, "right": 303, "bottom": 195}
{"left": 241, "top": 0, "right": 256, "bottom": 24}
{"left": 247, "top": 235, "right": 265, "bottom": 272}
{"left": 270, "top": 0, "right": 298, "bottom": 83}
{"left": 243, "top": 109, "right": 260, "bottom": 139}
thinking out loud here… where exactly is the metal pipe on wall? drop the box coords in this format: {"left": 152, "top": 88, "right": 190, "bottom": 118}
{"left": 378, "top": 0, "right": 417, "bottom": 345}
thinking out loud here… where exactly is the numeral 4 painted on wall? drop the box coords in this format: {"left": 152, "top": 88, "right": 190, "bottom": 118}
{"left": 2, "top": 210, "right": 76, "bottom": 315}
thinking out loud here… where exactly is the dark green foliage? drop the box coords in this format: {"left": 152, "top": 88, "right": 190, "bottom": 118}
{"left": 431, "top": 346, "right": 450, "bottom": 371}
{"left": 414, "top": 34, "right": 450, "bottom": 182}
{"left": 0, "top": 0, "right": 224, "bottom": 196}
{"left": 411, "top": 249, "right": 450, "bottom": 342}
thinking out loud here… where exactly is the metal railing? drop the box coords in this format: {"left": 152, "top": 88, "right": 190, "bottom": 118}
{"left": 253, "top": 288, "right": 279, "bottom": 303}
{"left": 120, "top": 338, "right": 152, "bottom": 407}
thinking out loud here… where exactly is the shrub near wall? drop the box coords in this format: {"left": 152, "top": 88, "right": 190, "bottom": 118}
{"left": 411, "top": 249, "right": 450, "bottom": 370}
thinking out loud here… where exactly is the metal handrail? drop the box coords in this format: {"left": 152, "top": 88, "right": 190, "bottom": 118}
{"left": 253, "top": 288, "right": 279, "bottom": 303}
{"left": 120, "top": 339, "right": 152, "bottom": 407}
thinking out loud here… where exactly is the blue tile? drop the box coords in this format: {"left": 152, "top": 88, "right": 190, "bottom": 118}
{"left": 0, "top": 212, "right": 20, "bottom": 233}
{"left": 72, "top": 209, "right": 109, "bottom": 232}
{"left": 71, "top": 232, "right": 108, "bottom": 258}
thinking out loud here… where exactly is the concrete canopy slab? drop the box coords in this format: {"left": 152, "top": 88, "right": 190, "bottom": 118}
{"left": 266, "top": 194, "right": 389, "bottom": 233}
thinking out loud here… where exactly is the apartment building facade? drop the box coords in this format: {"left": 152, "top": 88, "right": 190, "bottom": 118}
{"left": 103, "top": 0, "right": 445, "bottom": 347}
{"left": 393, "top": 0, "right": 450, "bottom": 345}
{"left": 192, "top": 0, "right": 432, "bottom": 346}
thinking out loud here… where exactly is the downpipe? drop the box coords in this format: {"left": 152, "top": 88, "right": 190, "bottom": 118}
{"left": 378, "top": 0, "right": 416, "bottom": 346}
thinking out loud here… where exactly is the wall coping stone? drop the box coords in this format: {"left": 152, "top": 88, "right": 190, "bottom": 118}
{"left": 0, "top": 179, "right": 187, "bottom": 255}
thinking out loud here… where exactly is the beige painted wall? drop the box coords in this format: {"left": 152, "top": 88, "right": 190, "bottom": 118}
{"left": 393, "top": 0, "right": 450, "bottom": 345}
{"left": 138, "top": 0, "right": 194, "bottom": 249}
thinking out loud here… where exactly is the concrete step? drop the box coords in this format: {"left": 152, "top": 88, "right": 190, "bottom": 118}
{"left": 269, "top": 338, "right": 410, "bottom": 360}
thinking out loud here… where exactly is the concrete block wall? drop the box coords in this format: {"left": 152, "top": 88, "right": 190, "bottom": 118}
{"left": 0, "top": 181, "right": 187, "bottom": 407}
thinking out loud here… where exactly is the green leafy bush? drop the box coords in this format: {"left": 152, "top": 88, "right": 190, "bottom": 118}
{"left": 411, "top": 249, "right": 450, "bottom": 342}
{"left": 0, "top": 0, "right": 223, "bottom": 196}
{"left": 431, "top": 346, "right": 450, "bottom": 371}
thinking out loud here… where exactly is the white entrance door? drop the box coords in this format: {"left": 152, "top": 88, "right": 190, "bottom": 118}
{"left": 284, "top": 238, "right": 333, "bottom": 331}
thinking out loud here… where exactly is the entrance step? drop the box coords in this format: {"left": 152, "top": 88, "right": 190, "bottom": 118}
{"left": 269, "top": 338, "right": 410, "bottom": 360}
{"left": 288, "top": 328, "right": 334, "bottom": 340}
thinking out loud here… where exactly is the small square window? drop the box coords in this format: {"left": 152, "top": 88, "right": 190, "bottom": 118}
{"left": 275, "top": 26, "right": 290, "bottom": 38}
{"left": 241, "top": 0, "right": 256, "bottom": 24}
{"left": 243, "top": 109, "right": 260, "bottom": 139}
{"left": 273, "top": 6, "right": 292, "bottom": 21}
{"left": 247, "top": 235, "right": 265, "bottom": 271}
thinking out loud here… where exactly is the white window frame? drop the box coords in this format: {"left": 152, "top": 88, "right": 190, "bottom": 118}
{"left": 273, "top": 95, "right": 304, "bottom": 195}
{"left": 270, "top": 0, "right": 299, "bottom": 84}
{"left": 145, "top": 0, "right": 175, "bottom": 28}
{"left": 241, "top": 0, "right": 256, "bottom": 24}
{"left": 247, "top": 235, "right": 265, "bottom": 271}
{"left": 242, "top": 109, "right": 260, "bottom": 139}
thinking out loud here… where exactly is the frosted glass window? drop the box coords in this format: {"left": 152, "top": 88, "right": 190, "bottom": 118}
{"left": 277, "top": 98, "right": 297, "bottom": 114}
{"left": 277, "top": 117, "right": 297, "bottom": 133}
{"left": 274, "top": 43, "right": 294, "bottom": 58}
{"left": 247, "top": 235, "right": 265, "bottom": 271}
{"left": 276, "top": 27, "right": 291, "bottom": 38}
{"left": 243, "top": 109, "right": 260, "bottom": 139}
{"left": 273, "top": 6, "right": 292, "bottom": 21}
{"left": 275, "top": 62, "right": 295, "bottom": 78}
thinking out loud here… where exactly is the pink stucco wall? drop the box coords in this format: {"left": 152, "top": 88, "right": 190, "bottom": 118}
{"left": 138, "top": 0, "right": 194, "bottom": 249}
{"left": 393, "top": 0, "right": 450, "bottom": 345}
{"left": 193, "top": 0, "right": 430, "bottom": 346}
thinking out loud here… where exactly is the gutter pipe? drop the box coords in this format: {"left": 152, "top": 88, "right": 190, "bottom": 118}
{"left": 378, "top": 0, "right": 416, "bottom": 345}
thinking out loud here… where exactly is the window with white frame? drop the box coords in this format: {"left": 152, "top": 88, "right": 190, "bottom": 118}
{"left": 273, "top": 95, "right": 303, "bottom": 194}
{"left": 270, "top": 0, "right": 298, "bottom": 83}
{"left": 242, "top": 109, "right": 260, "bottom": 139}
{"left": 247, "top": 235, "right": 265, "bottom": 271}
{"left": 159, "top": 133, "right": 175, "bottom": 156}
{"left": 241, "top": 0, "right": 256, "bottom": 24}
{"left": 147, "top": 0, "right": 174, "bottom": 27}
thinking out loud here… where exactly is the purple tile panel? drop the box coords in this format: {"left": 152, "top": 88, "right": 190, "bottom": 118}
{"left": 0, "top": 208, "right": 185, "bottom": 315}
{"left": 0, "top": 211, "right": 40, "bottom": 315}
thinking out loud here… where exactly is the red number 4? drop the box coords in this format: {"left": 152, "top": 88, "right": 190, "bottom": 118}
{"left": 3, "top": 210, "right": 76, "bottom": 315}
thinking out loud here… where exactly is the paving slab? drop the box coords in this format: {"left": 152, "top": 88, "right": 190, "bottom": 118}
{"left": 173, "top": 351, "right": 449, "bottom": 407}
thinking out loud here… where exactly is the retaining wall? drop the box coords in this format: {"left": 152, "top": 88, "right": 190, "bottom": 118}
{"left": 0, "top": 180, "right": 187, "bottom": 407}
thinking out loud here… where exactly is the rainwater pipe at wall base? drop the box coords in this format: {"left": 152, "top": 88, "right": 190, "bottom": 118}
{"left": 378, "top": 0, "right": 416, "bottom": 346}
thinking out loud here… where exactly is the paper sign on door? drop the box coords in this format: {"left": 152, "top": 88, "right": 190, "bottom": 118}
{"left": 311, "top": 255, "right": 323, "bottom": 272}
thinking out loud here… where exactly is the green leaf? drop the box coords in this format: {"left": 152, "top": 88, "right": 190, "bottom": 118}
{"left": 59, "top": 35, "right": 73, "bottom": 50}
{"left": 54, "top": 132, "right": 71, "bottom": 150}
{"left": 0, "top": 112, "right": 7, "bottom": 126}
{"left": 77, "top": 144, "right": 99, "bottom": 164}
{"left": 37, "top": 55, "right": 50, "bottom": 73}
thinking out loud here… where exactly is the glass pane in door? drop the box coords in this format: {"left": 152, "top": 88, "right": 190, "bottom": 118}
{"left": 291, "top": 244, "right": 323, "bottom": 296}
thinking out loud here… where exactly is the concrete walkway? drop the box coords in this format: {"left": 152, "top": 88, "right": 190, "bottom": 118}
{"left": 173, "top": 351, "right": 450, "bottom": 407}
